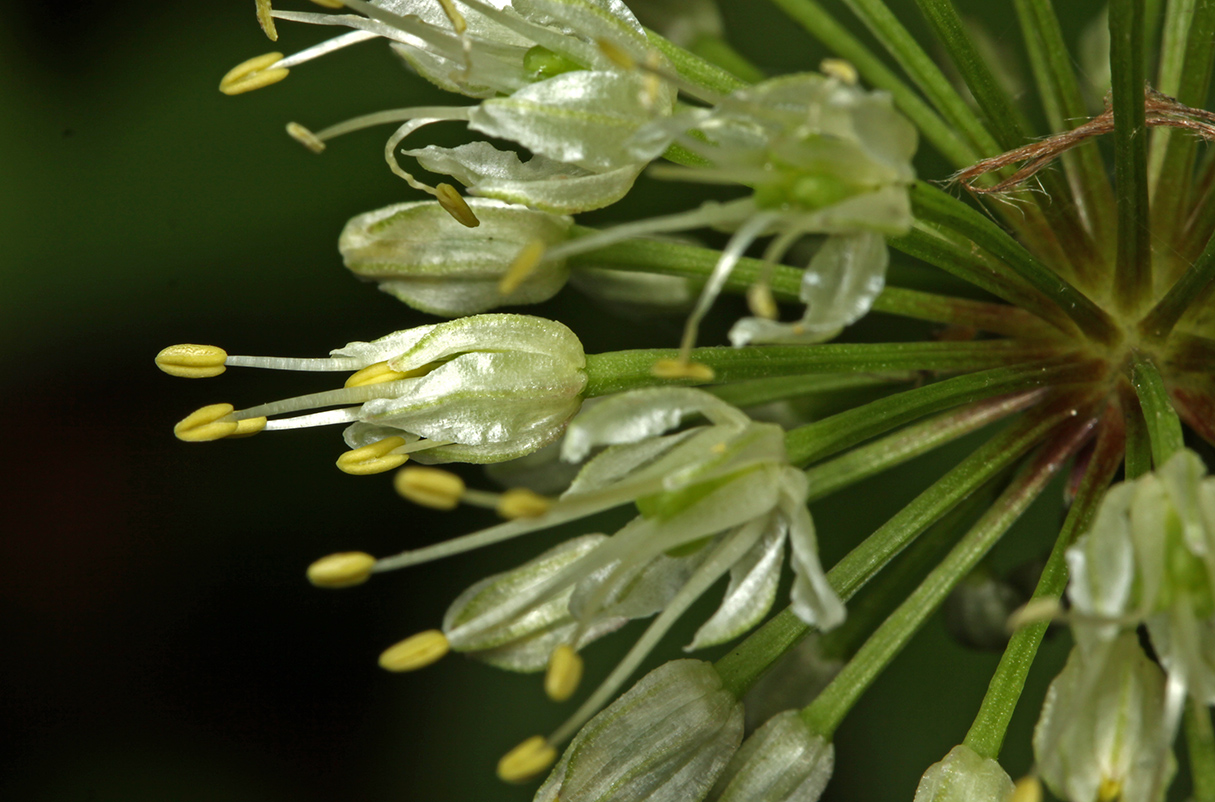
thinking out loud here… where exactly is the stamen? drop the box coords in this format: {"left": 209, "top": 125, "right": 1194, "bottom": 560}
{"left": 261, "top": 407, "right": 362, "bottom": 431}
{"left": 230, "top": 379, "right": 414, "bottom": 420}
{"left": 378, "top": 630, "right": 450, "bottom": 671}
{"left": 820, "top": 58, "right": 858, "bottom": 85}
{"left": 544, "top": 645, "right": 583, "bottom": 702}
{"left": 219, "top": 52, "right": 289, "bottom": 95}
{"left": 1010, "top": 776, "right": 1042, "bottom": 802}
{"left": 155, "top": 344, "right": 229, "bottom": 378}
{"left": 345, "top": 361, "right": 410, "bottom": 388}
{"left": 497, "top": 736, "right": 557, "bottom": 784}
{"left": 1005, "top": 597, "right": 1063, "bottom": 631}
{"left": 499, "top": 240, "right": 547, "bottom": 295}
{"left": 255, "top": 0, "right": 278, "bottom": 41}
{"left": 650, "top": 359, "right": 715, "bottom": 381}
{"left": 174, "top": 404, "right": 239, "bottom": 442}
{"left": 394, "top": 466, "right": 466, "bottom": 510}
{"left": 1097, "top": 778, "right": 1122, "bottom": 802}
{"left": 497, "top": 488, "right": 552, "bottom": 520}
{"left": 272, "top": 30, "right": 379, "bottom": 70}
{"left": 307, "top": 551, "right": 376, "bottom": 588}
{"left": 336, "top": 436, "right": 410, "bottom": 475}
{"left": 746, "top": 284, "right": 779, "bottom": 320}
{"left": 230, "top": 417, "right": 269, "bottom": 438}
{"left": 286, "top": 122, "right": 326, "bottom": 154}
{"left": 596, "top": 37, "right": 635, "bottom": 69}
{"left": 309, "top": 0, "right": 345, "bottom": 8}
{"left": 435, "top": 183, "right": 481, "bottom": 228}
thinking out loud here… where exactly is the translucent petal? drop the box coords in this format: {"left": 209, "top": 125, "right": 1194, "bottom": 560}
{"left": 1066, "top": 482, "right": 1138, "bottom": 629}
{"left": 783, "top": 470, "right": 845, "bottom": 630}
{"left": 570, "top": 547, "right": 705, "bottom": 623}
{"left": 913, "top": 745, "right": 1014, "bottom": 802}
{"left": 385, "top": 312, "right": 586, "bottom": 372}
{"left": 689, "top": 517, "right": 784, "bottom": 649}
{"left": 707, "top": 710, "right": 834, "bottom": 802}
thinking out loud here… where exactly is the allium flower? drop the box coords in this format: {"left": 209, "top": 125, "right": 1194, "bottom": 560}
{"left": 155, "top": 314, "right": 586, "bottom": 464}
{"left": 912, "top": 744, "right": 1014, "bottom": 802}
{"left": 707, "top": 710, "right": 834, "bottom": 802}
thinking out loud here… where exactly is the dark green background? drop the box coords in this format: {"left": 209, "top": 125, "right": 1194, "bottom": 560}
{"left": 0, "top": 2, "right": 1105, "bottom": 799}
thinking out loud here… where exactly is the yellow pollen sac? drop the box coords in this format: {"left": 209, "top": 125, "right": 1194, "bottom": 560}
{"left": 336, "top": 436, "right": 410, "bottom": 476}
{"left": 435, "top": 183, "right": 481, "bottom": 228}
{"left": 747, "top": 284, "right": 779, "bottom": 320}
{"left": 394, "top": 467, "right": 466, "bottom": 510}
{"left": 286, "top": 122, "right": 326, "bottom": 154}
{"left": 255, "top": 0, "right": 278, "bottom": 41}
{"left": 378, "top": 630, "right": 451, "bottom": 672}
{"left": 229, "top": 417, "right": 268, "bottom": 438}
{"left": 1010, "top": 776, "right": 1043, "bottom": 802}
{"left": 1005, "top": 597, "right": 1062, "bottom": 632}
{"left": 306, "top": 551, "right": 376, "bottom": 588}
{"left": 345, "top": 361, "right": 411, "bottom": 388}
{"left": 596, "top": 37, "right": 636, "bottom": 69}
{"left": 436, "top": 0, "right": 468, "bottom": 34}
{"left": 544, "top": 645, "right": 583, "bottom": 702}
{"left": 155, "top": 344, "right": 229, "bottom": 379}
{"left": 500, "top": 239, "right": 547, "bottom": 295}
{"left": 309, "top": 0, "right": 344, "bottom": 7}
{"left": 219, "top": 52, "right": 289, "bottom": 96}
{"left": 821, "top": 58, "right": 859, "bottom": 85}
{"left": 650, "top": 358, "right": 716, "bottom": 382}
{"left": 497, "top": 736, "right": 558, "bottom": 784}
{"left": 497, "top": 488, "right": 552, "bottom": 520}
{"left": 1097, "top": 777, "right": 1122, "bottom": 802}
{"left": 174, "top": 403, "right": 240, "bottom": 442}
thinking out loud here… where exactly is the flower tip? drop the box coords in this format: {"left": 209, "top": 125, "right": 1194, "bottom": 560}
{"left": 497, "top": 488, "right": 552, "bottom": 520}
{"left": 306, "top": 552, "right": 376, "bottom": 588}
{"left": 435, "top": 183, "right": 480, "bottom": 228}
{"left": 255, "top": 0, "right": 277, "bottom": 41}
{"left": 219, "top": 52, "right": 288, "bottom": 96}
{"left": 155, "top": 344, "right": 228, "bottom": 379}
{"left": 544, "top": 645, "right": 583, "bottom": 702}
{"left": 650, "top": 358, "right": 715, "bottom": 382}
{"left": 497, "top": 736, "right": 557, "bottom": 784}
{"left": 379, "top": 630, "right": 450, "bottom": 672}
{"left": 286, "top": 122, "right": 326, "bottom": 154}
{"left": 394, "top": 466, "right": 466, "bottom": 510}
{"left": 337, "top": 437, "right": 410, "bottom": 476}
{"left": 173, "top": 403, "right": 239, "bottom": 442}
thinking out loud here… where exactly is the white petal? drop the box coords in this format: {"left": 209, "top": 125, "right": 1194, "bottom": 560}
{"left": 689, "top": 518, "right": 784, "bottom": 649}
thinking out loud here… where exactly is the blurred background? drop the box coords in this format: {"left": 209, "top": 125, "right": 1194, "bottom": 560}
{"left": 1, "top": 1, "right": 1097, "bottom": 799}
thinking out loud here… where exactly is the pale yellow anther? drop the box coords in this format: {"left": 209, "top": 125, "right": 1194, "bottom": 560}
{"left": 394, "top": 466, "right": 466, "bottom": 510}
{"left": 286, "top": 122, "right": 326, "bottom": 154}
{"left": 500, "top": 239, "right": 547, "bottom": 295}
{"left": 435, "top": 183, "right": 480, "bottom": 228}
{"left": 307, "top": 551, "right": 376, "bottom": 588}
{"left": 229, "top": 416, "right": 268, "bottom": 438}
{"left": 821, "top": 58, "right": 859, "bottom": 85}
{"left": 336, "top": 436, "right": 410, "bottom": 476}
{"left": 436, "top": 0, "right": 468, "bottom": 34}
{"left": 309, "top": 0, "right": 345, "bottom": 7}
{"left": 496, "top": 488, "right": 552, "bottom": 520}
{"left": 345, "top": 361, "right": 411, "bottom": 388}
{"left": 544, "top": 645, "right": 583, "bottom": 702}
{"left": 219, "top": 52, "right": 289, "bottom": 96}
{"left": 1097, "top": 777, "right": 1122, "bottom": 802}
{"left": 650, "top": 358, "right": 716, "bottom": 382}
{"left": 497, "top": 736, "right": 558, "bottom": 784}
{"left": 155, "top": 344, "right": 229, "bottom": 379}
{"left": 596, "top": 37, "right": 636, "bottom": 69}
{"left": 255, "top": 0, "right": 278, "bottom": 41}
{"left": 1010, "top": 776, "right": 1042, "bottom": 802}
{"left": 1005, "top": 597, "right": 1062, "bottom": 632}
{"left": 747, "top": 284, "right": 779, "bottom": 320}
{"left": 174, "top": 403, "right": 240, "bottom": 442}
{"left": 378, "top": 629, "right": 450, "bottom": 671}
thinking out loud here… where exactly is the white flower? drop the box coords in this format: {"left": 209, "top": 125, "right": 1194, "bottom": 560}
{"left": 156, "top": 314, "right": 586, "bottom": 464}
{"left": 913, "top": 744, "right": 1014, "bottom": 802}
{"left": 707, "top": 710, "right": 834, "bottom": 802}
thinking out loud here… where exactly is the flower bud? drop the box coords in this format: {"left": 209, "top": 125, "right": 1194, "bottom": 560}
{"left": 535, "top": 659, "right": 744, "bottom": 802}
{"left": 913, "top": 744, "right": 1014, "bottom": 802}
{"left": 707, "top": 710, "right": 834, "bottom": 802}
{"left": 340, "top": 199, "right": 573, "bottom": 317}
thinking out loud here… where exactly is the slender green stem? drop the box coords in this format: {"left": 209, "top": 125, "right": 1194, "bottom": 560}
{"left": 582, "top": 341, "right": 1063, "bottom": 397}
{"left": 803, "top": 389, "right": 1046, "bottom": 502}
{"left": 686, "top": 35, "right": 766, "bottom": 84}
{"left": 801, "top": 410, "right": 1098, "bottom": 737}
{"left": 873, "top": 287, "right": 1059, "bottom": 339}
{"left": 645, "top": 28, "right": 748, "bottom": 96}
{"left": 763, "top": 0, "right": 977, "bottom": 168}
{"left": 1110, "top": 0, "right": 1153, "bottom": 314}
{"left": 1121, "top": 384, "right": 1153, "bottom": 480}
{"left": 706, "top": 372, "right": 915, "bottom": 409}
{"left": 963, "top": 407, "right": 1125, "bottom": 759}
{"left": 911, "top": 183, "right": 1120, "bottom": 344}
{"left": 1139, "top": 227, "right": 1215, "bottom": 340}
{"left": 1185, "top": 699, "right": 1215, "bottom": 802}
{"left": 1130, "top": 352, "right": 1185, "bottom": 465}
{"left": 786, "top": 357, "right": 1099, "bottom": 466}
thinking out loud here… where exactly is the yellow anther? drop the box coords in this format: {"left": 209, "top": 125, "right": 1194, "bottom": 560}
{"left": 497, "top": 736, "right": 558, "bottom": 784}
{"left": 497, "top": 488, "right": 552, "bottom": 520}
{"left": 229, "top": 416, "right": 268, "bottom": 438}
{"left": 394, "top": 466, "right": 466, "bottom": 510}
{"left": 336, "top": 436, "right": 410, "bottom": 476}
{"left": 435, "top": 183, "right": 480, "bottom": 228}
{"left": 309, "top": 0, "right": 345, "bottom": 7}
{"left": 1010, "top": 776, "right": 1042, "bottom": 802}
{"left": 821, "top": 58, "right": 859, "bottom": 85}
{"left": 219, "top": 52, "right": 289, "bottom": 96}
{"left": 1005, "top": 597, "right": 1062, "bottom": 632}
{"left": 650, "top": 358, "right": 716, "bottom": 382}
{"left": 544, "top": 645, "right": 583, "bottom": 702}
{"left": 747, "top": 283, "right": 779, "bottom": 320}
{"left": 345, "top": 361, "right": 411, "bottom": 388}
{"left": 500, "top": 239, "right": 547, "bottom": 295}
{"left": 378, "top": 630, "right": 451, "bottom": 671}
{"left": 306, "top": 551, "right": 376, "bottom": 588}
{"left": 596, "top": 37, "right": 636, "bottom": 69}
{"left": 286, "top": 122, "right": 326, "bottom": 154}
{"left": 436, "top": 0, "right": 468, "bottom": 34}
{"left": 155, "top": 344, "right": 229, "bottom": 379}
{"left": 255, "top": 0, "right": 278, "bottom": 41}
{"left": 1097, "top": 777, "right": 1122, "bottom": 802}
{"left": 174, "top": 403, "right": 239, "bottom": 442}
